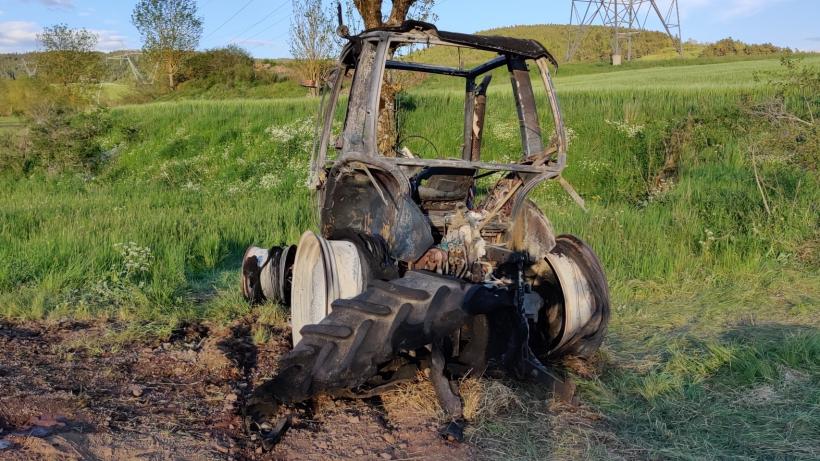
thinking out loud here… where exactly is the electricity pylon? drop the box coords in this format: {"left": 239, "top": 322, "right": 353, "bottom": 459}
{"left": 566, "top": 0, "right": 683, "bottom": 64}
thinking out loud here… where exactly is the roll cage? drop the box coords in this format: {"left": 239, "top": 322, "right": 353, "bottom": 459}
{"left": 310, "top": 21, "right": 568, "bottom": 187}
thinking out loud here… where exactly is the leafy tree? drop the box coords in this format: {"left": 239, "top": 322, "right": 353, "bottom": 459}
{"left": 182, "top": 45, "right": 256, "bottom": 86}
{"left": 35, "top": 24, "right": 103, "bottom": 86}
{"left": 290, "top": 0, "right": 338, "bottom": 97}
{"left": 701, "top": 37, "right": 789, "bottom": 58}
{"left": 131, "top": 0, "right": 203, "bottom": 90}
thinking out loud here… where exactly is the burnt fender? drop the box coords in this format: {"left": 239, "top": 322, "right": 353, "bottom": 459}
{"left": 320, "top": 157, "right": 433, "bottom": 262}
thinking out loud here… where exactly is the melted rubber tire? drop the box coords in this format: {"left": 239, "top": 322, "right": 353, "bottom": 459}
{"left": 252, "top": 271, "right": 472, "bottom": 404}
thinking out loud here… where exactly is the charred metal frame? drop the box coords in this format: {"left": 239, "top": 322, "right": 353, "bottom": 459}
{"left": 244, "top": 23, "right": 611, "bottom": 448}
{"left": 310, "top": 23, "right": 568, "bottom": 219}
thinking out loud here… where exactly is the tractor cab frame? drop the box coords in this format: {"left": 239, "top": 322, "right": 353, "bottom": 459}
{"left": 310, "top": 21, "right": 572, "bottom": 265}
{"left": 241, "top": 21, "right": 609, "bottom": 448}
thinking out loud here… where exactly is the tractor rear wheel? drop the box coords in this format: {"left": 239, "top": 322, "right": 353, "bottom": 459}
{"left": 251, "top": 271, "right": 472, "bottom": 404}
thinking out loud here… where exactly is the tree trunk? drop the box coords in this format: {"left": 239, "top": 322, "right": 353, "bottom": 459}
{"left": 386, "top": 0, "right": 414, "bottom": 26}
{"left": 353, "top": 0, "right": 422, "bottom": 156}
{"left": 167, "top": 58, "right": 176, "bottom": 90}
{"left": 353, "top": 0, "right": 384, "bottom": 29}
{"left": 377, "top": 79, "right": 401, "bottom": 156}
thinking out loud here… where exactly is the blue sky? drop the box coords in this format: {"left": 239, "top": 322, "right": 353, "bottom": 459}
{"left": 1, "top": 0, "right": 818, "bottom": 57}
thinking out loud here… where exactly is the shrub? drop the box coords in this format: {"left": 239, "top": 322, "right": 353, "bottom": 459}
{"left": 0, "top": 105, "right": 112, "bottom": 174}
{"left": 181, "top": 45, "right": 256, "bottom": 86}
{"left": 35, "top": 24, "right": 105, "bottom": 86}
{"left": 701, "top": 37, "right": 789, "bottom": 58}
{"left": 747, "top": 57, "right": 820, "bottom": 171}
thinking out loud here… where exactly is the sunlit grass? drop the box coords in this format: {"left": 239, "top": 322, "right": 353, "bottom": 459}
{"left": 0, "top": 54, "right": 817, "bottom": 459}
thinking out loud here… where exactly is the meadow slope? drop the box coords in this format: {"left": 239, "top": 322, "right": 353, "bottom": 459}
{"left": 1, "top": 57, "right": 818, "bottom": 459}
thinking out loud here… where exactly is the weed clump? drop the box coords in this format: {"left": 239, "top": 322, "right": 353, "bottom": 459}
{"left": 749, "top": 56, "right": 820, "bottom": 171}
{"left": 57, "top": 242, "right": 155, "bottom": 318}
{"left": 1, "top": 105, "right": 113, "bottom": 175}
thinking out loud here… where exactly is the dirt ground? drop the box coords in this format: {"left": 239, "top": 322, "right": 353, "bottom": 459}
{"left": 0, "top": 318, "right": 472, "bottom": 460}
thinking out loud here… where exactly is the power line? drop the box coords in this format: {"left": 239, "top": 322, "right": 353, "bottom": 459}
{"left": 235, "top": 15, "right": 290, "bottom": 45}
{"left": 245, "top": 30, "right": 289, "bottom": 49}
{"left": 203, "top": 0, "right": 257, "bottom": 40}
{"left": 227, "top": 0, "right": 290, "bottom": 44}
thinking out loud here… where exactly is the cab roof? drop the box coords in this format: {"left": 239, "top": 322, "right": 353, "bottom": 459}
{"left": 353, "top": 20, "right": 559, "bottom": 67}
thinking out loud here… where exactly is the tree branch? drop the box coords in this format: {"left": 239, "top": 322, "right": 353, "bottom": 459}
{"left": 353, "top": 0, "right": 385, "bottom": 29}
{"left": 387, "top": 0, "right": 414, "bottom": 26}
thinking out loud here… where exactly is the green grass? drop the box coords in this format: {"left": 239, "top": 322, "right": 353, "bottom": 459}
{"left": 162, "top": 78, "right": 309, "bottom": 101}
{"left": 0, "top": 116, "right": 24, "bottom": 133}
{"left": 1, "top": 55, "right": 818, "bottom": 459}
{"left": 0, "top": 98, "right": 319, "bottom": 326}
{"left": 555, "top": 56, "right": 820, "bottom": 92}
{"left": 95, "top": 83, "right": 138, "bottom": 105}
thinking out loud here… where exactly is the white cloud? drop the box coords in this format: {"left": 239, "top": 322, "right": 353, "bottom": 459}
{"left": 93, "top": 29, "right": 129, "bottom": 51}
{"left": 234, "top": 39, "right": 276, "bottom": 47}
{"left": 22, "top": 0, "right": 75, "bottom": 10}
{"left": 0, "top": 21, "right": 39, "bottom": 52}
{"left": 0, "top": 22, "right": 130, "bottom": 52}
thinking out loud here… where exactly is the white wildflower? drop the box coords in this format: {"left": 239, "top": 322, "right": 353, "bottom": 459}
{"left": 113, "top": 242, "right": 154, "bottom": 276}
{"left": 266, "top": 118, "right": 314, "bottom": 144}
{"left": 490, "top": 121, "right": 519, "bottom": 142}
{"left": 605, "top": 119, "right": 645, "bottom": 138}
{"left": 259, "top": 173, "right": 281, "bottom": 190}
{"left": 182, "top": 181, "right": 201, "bottom": 191}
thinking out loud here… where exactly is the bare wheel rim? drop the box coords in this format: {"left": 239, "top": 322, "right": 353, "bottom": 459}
{"left": 543, "top": 234, "right": 610, "bottom": 360}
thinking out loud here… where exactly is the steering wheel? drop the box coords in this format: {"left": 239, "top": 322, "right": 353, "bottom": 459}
{"left": 397, "top": 135, "right": 440, "bottom": 159}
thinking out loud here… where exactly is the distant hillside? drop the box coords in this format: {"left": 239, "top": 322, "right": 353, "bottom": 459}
{"left": 410, "top": 24, "right": 677, "bottom": 65}
{"left": 481, "top": 24, "right": 676, "bottom": 62}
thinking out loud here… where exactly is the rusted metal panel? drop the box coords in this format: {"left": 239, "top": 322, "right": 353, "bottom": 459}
{"left": 508, "top": 57, "right": 543, "bottom": 159}
{"left": 536, "top": 58, "right": 567, "bottom": 168}
{"left": 470, "top": 76, "right": 491, "bottom": 162}
{"left": 358, "top": 21, "right": 559, "bottom": 65}
{"left": 310, "top": 66, "right": 347, "bottom": 189}
{"left": 462, "top": 77, "right": 476, "bottom": 161}
{"left": 391, "top": 158, "right": 560, "bottom": 174}
{"left": 342, "top": 40, "right": 377, "bottom": 152}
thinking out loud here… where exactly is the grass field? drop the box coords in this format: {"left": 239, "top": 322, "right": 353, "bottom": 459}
{"left": 0, "top": 116, "right": 24, "bottom": 133}
{"left": 1, "top": 56, "right": 818, "bottom": 459}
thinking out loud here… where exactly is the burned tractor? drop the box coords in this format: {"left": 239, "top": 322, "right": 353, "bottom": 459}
{"left": 241, "top": 21, "right": 609, "bottom": 443}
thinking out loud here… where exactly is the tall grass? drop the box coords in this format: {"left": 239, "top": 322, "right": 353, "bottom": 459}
{"left": 0, "top": 98, "right": 320, "bottom": 325}
{"left": 1, "top": 57, "right": 816, "bottom": 332}
{"left": 0, "top": 56, "right": 817, "bottom": 459}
